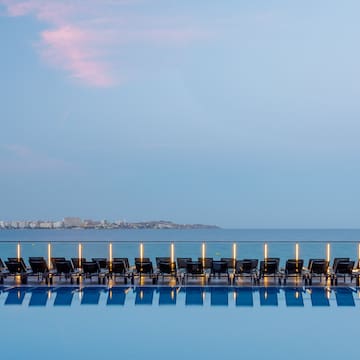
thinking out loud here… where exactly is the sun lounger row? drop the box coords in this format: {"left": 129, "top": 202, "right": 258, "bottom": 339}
{"left": 0, "top": 256, "right": 358, "bottom": 285}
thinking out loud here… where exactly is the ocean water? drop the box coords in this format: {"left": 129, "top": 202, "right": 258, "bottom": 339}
{"left": 0, "top": 228, "right": 359, "bottom": 266}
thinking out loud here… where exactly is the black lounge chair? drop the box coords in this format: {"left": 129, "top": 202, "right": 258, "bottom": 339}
{"left": 156, "top": 261, "right": 177, "bottom": 284}
{"left": 233, "top": 259, "right": 258, "bottom": 284}
{"left": 198, "top": 257, "right": 213, "bottom": 272}
{"left": 54, "top": 260, "right": 80, "bottom": 284}
{"left": 209, "top": 260, "right": 230, "bottom": 284}
{"left": 220, "top": 258, "right": 236, "bottom": 271}
{"left": 51, "top": 257, "right": 66, "bottom": 269}
{"left": 8, "top": 257, "right": 28, "bottom": 271}
{"left": 184, "top": 261, "right": 205, "bottom": 284}
{"left": 283, "top": 259, "right": 304, "bottom": 285}
{"left": 259, "top": 258, "right": 281, "bottom": 284}
{"left": 307, "top": 259, "right": 329, "bottom": 285}
{"left": 176, "top": 258, "right": 191, "bottom": 282}
{"left": 156, "top": 257, "right": 171, "bottom": 268}
{"left": 113, "top": 258, "right": 130, "bottom": 271}
{"left": 5, "top": 260, "right": 28, "bottom": 284}
{"left": 82, "top": 261, "right": 106, "bottom": 284}
{"left": 28, "top": 257, "right": 52, "bottom": 284}
{"left": 92, "top": 258, "right": 108, "bottom": 270}
{"left": 134, "top": 259, "right": 155, "bottom": 284}
{"left": 332, "top": 260, "right": 355, "bottom": 285}
{"left": 0, "top": 258, "right": 5, "bottom": 284}
{"left": 71, "top": 257, "right": 86, "bottom": 269}
{"left": 110, "top": 260, "right": 129, "bottom": 284}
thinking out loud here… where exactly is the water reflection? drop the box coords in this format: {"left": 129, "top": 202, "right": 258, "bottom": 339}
{"left": 1, "top": 286, "right": 359, "bottom": 308}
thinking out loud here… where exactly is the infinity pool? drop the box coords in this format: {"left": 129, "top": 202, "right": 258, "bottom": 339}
{"left": 1, "top": 285, "right": 358, "bottom": 359}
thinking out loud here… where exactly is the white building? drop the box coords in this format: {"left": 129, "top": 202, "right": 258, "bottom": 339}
{"left": 63, "top": 217, "right": 83, "bottom": 228}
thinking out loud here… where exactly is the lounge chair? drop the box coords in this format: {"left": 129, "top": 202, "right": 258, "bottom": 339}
{"left": 156, "top": 261, "right": 177, "bottom": 284}
{"left": 283, "top": 259, "right": 304, "bottom": 285}
{"left": 54, "top": 260, "right": 80, "bottom": 284}
{"left": 220, "top": 258, "right": 236, "bottom": 271}
{"left": 233, "top": 259, "right": 258, "bottom": 285}
{"left": 5, "top": 259, "right": 28, "bottom": 284}
{"left": 209, "top": 260, "right": 230, "bottom": 284}
{"left": 176, "top": 258, "right": 191, "bottom": 283}
{"left": 259, "top": 258, "right": 281, "bottom": 284}
{"left": 82, "top": 261, "right": 106, "bottom": 284}
{"left": 28, "top": 257, "right": 52, "bottom": 284}
{"left": 51, "top": 257, "right": 66, "bottom": 269}
{"left": 134, "top": 259, "right": 155, "bottom": 284}
{"left": 113, "top": 257, "right": 130, "bottom": 272}
{"left": 332, "top": 260, "right": 355, "bottom": 285}
{"left": 307, "top": 259, "right": 329, "bottom": 285}
{"left": 110, "top": 260, "right": 129, "bottom": 284}
{"left": 71, "top": 257, "right": 86, "bottom": 269}
{"left": 92, "top": 258, "right": 108, "bottom": 270}
{"left": 184, "top": 260, "right": 205, "bottom": 285}
{"left": 198, "top": 257, "right": 213, "bottom": 272}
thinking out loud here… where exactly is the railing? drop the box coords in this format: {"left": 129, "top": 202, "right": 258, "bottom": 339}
{"left": 0, "top": 240, "right": 359, "bottom": 269}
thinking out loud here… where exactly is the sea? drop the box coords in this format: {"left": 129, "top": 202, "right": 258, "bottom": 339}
{"left": 1, "top": 228, "right": 360, "bottom": 265}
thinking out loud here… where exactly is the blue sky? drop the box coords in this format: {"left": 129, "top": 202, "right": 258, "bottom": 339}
{"left": 1, "top": 0, "right": 360, "bottom": 228}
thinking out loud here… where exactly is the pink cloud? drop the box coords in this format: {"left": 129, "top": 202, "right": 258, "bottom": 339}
{"left": 41, "top": 26, "right": 114, "bottom": 87}
{"left": 0, "top": 0, "right": 208, "bottom": 87}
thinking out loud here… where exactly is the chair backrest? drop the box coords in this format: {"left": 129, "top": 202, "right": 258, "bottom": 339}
{"left": 51, "top": 257, "right": 66, "bottom": 268}
{"left": 243, "top": 259, "right": 259, "bottom": 271}
{"left": 112, "top": 261, "right": 126, "bottom": 274}
{"left": 92, "top": 258, "right": 108, "bottom": 269}
{"left": 285, "top": 259, "right": 304, "bottom": 274}
{"left": 220, "top": 258, "right": 236, "bottom": 269}
{"left": 82, "top": 261, "right": 100, "bottom": 274}
{"left": 156, "top": 257, "right": 171, "bottom": 268}
{"left": 307, "top": 259, "right": 325, "bottom": 270}
{"left": 0, "top": 258, "right": 4, "bottom": 269}
{"left": 135, "top": 261, "right": 153, "bottom": 274}
{"left": 8, "top": 257, "right": 27, "bottom": 270}
{"left": 212, "top": 260, "right": 228, "bottom": 274}
{"left": 198, "top": 257, "right": 213, "bottom": 269}
{"left": 113, "top": 258, "right": 130, "bottom": 270}
{"left": 260, "top": 260, "right": 278, "bottom": 275}
{"left": 135, "top": 257, "right": 151, "bottom": 264}
{"left": 177, "top": 258, "right": 192, "bottom": 269}
{"left": 310, "top": 260, "right": 329, "bottom": 275}
{"left": 55, "top": 260, "right": 74, "bottom": 274}
{"left": 186, "top": 261, "right": 203, "bottom": 274}
{"left": 29, "top": 258, "right": 49, "bottom": 273}
{"left": 5, "top": 260, "right": 27, "bottom": 274}
{"left": 71, "top": 258, "right": 86, "bottom": 269}
{"left": 159, "top": 261, "right": 176, "bottom": 274}
{"left": 334, "top": 260, "right": 354, "bottom": 274}
{"left": 332, "top": 258, "right": 350, "bottom": 271}
{"left": 235, "top": 260, "right": 254, "bottom": 274}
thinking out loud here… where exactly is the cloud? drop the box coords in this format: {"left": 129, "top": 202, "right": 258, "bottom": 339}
{"left": 0, "top": 0, "right": 207, "bottom": 87}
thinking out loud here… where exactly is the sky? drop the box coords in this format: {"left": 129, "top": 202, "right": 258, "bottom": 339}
{"left": 0, "top": 0, "right": 360, "bottom": 228}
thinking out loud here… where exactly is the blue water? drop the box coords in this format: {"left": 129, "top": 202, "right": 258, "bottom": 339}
{"left": 1, "top": 229, "right": 360, "bottom": 360}
{"left": 0, "top": 285, "right": 359, "bottom": 359}
{"left": 0, "top": 229, "right": 359, "bottom": 267}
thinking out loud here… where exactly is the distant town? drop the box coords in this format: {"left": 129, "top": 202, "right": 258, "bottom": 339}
{"left": 0, "top": 217, "right": 219, "bottom": 230}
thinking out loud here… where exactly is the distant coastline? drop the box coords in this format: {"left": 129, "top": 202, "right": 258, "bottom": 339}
{"left": 0, "top": 217, "right": 219, "bottom": 230}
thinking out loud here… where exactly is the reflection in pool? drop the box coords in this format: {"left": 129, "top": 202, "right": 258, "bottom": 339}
{"left": 0, "top": 285, "right": 358, "bottom": 307}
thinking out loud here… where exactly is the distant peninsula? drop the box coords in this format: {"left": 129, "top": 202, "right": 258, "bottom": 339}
{"left": 0, "top": 217, "right": 220, "bottom": 230}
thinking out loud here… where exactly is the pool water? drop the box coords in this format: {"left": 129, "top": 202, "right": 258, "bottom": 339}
{"left": 0, "top": 285, "right": 358, "bottom": 359}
